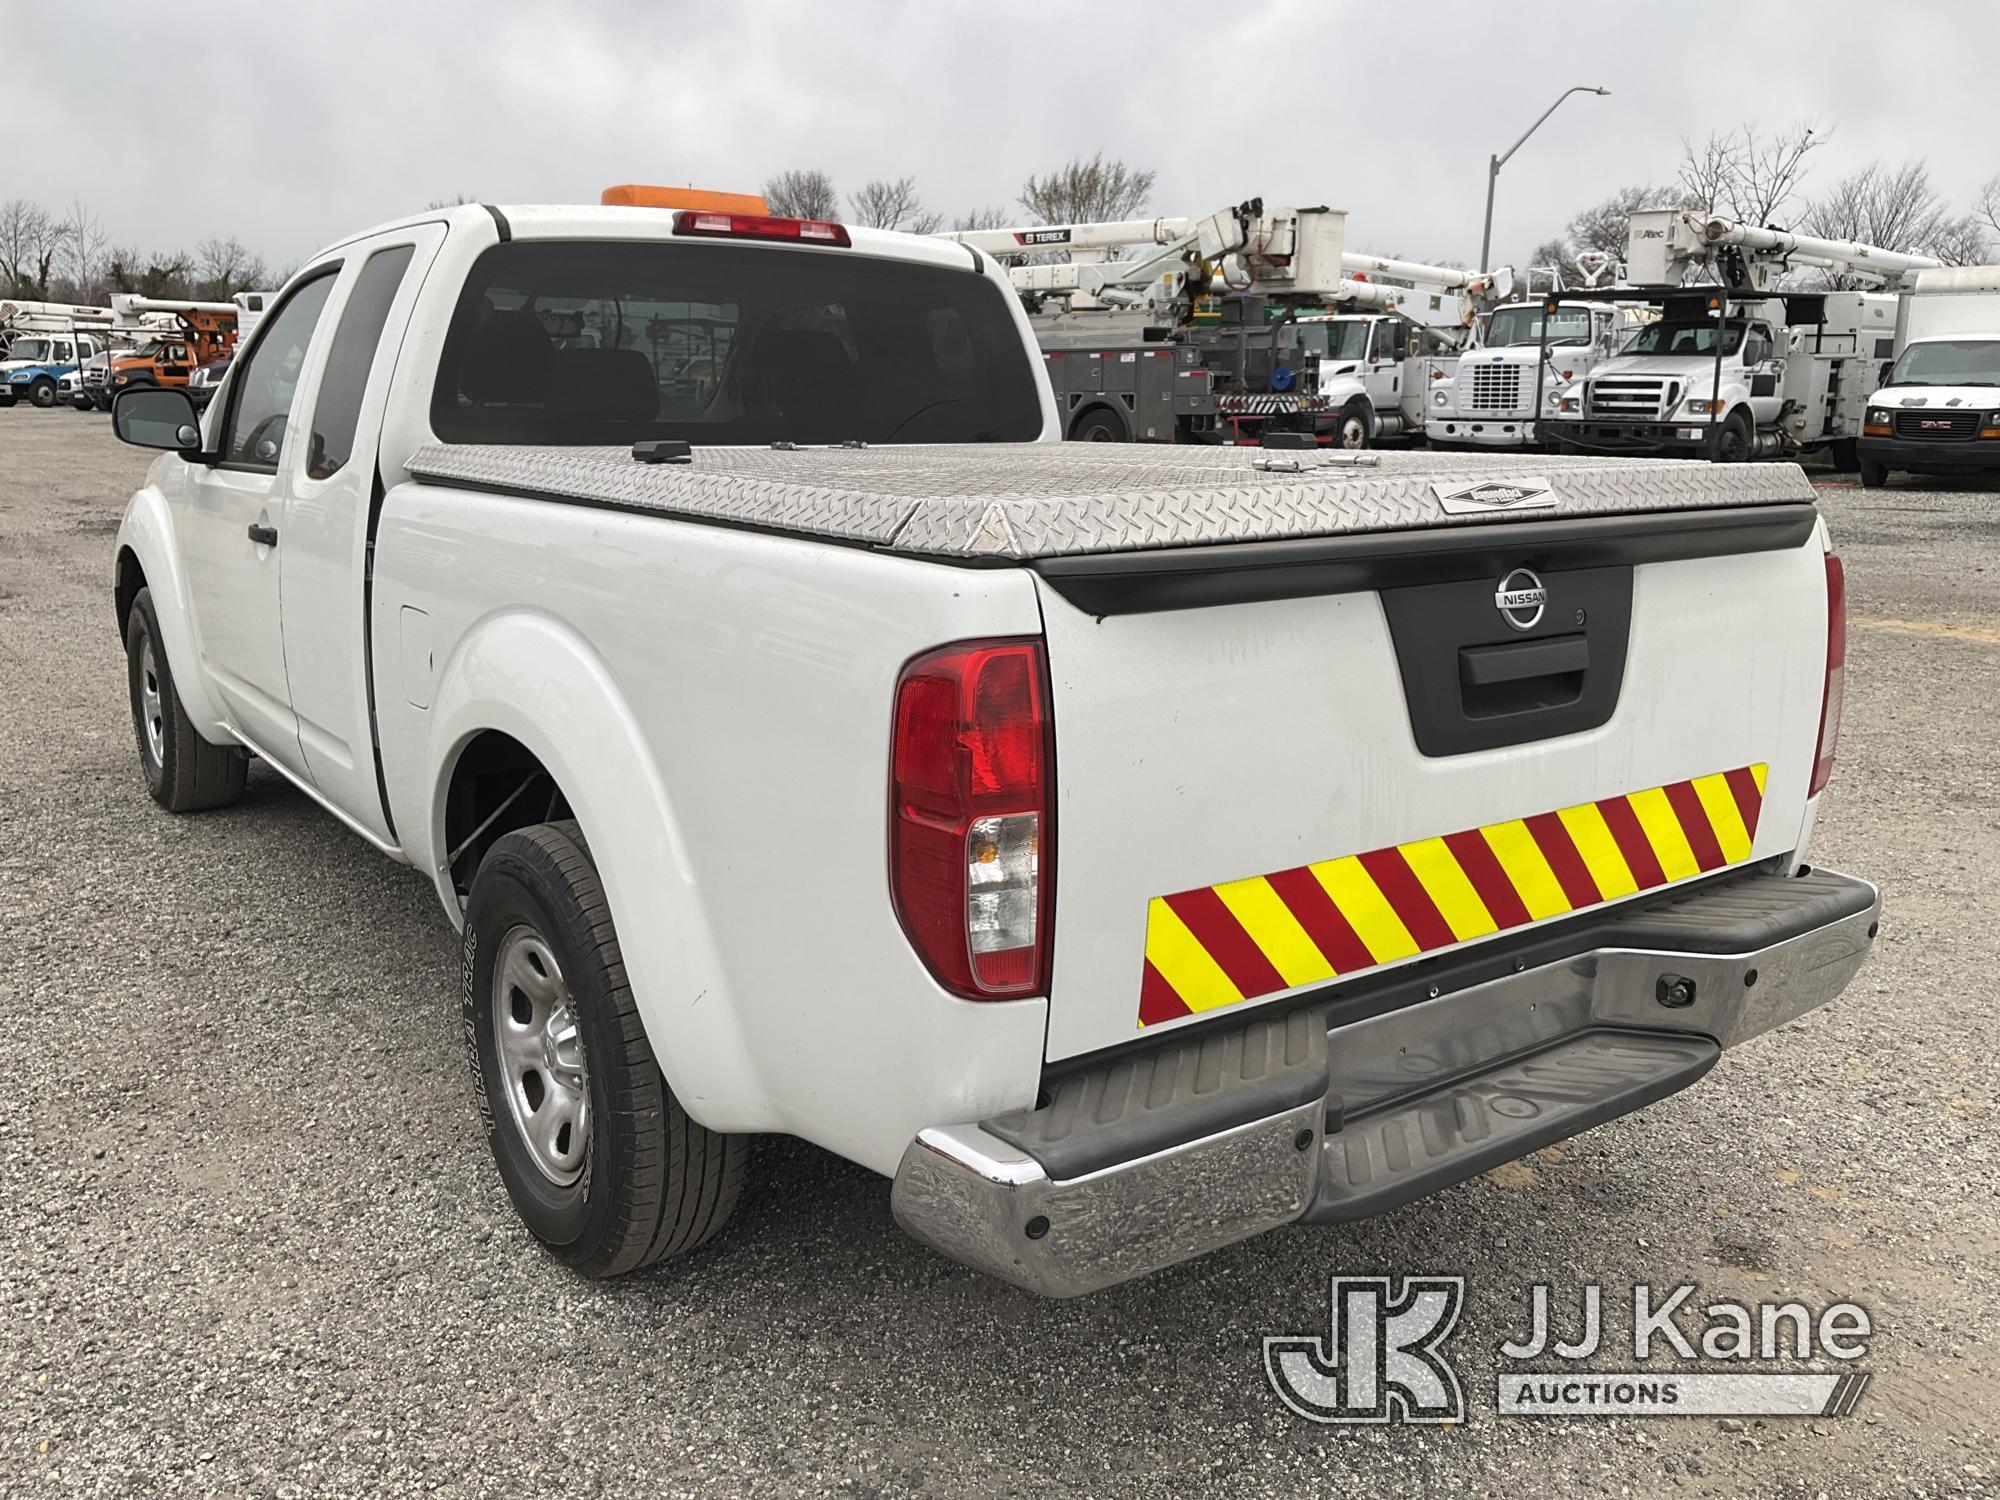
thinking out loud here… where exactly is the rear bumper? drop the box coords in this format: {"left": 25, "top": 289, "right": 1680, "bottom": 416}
{"left": 891, "top": 866, "right": 1880, "bottom": 1297}
{"left": 1858, "top": 436, "right": 2000, "bottom": 475}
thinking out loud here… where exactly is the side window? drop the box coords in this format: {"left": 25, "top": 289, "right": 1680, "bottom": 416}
{"left": 1745, "top": 328, "right": 1773, "bottom": 365}
{"left": 221, "top": 269, "right": 339, "bottom": 470}
{"left": 307, "top": 244, "right": 416, "bottom": 481}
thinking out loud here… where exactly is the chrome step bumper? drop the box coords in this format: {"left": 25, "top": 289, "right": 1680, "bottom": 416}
{"left": 890, "top": 867, "right": 1880, "bottom": 1297}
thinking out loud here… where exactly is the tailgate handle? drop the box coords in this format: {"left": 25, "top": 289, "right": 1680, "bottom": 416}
{"left": 1459, "top": 634, "right": 1589, "bottom": 687}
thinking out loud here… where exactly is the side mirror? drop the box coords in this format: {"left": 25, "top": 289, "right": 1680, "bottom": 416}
{"left": 112, "top": 387, "right": 204, "bottom": 456}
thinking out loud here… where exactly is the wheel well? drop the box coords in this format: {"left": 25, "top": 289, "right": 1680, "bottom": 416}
{"left": 1068, "top": 402, "right": 1129, "bottom": 439}
{"left": 442, "top": 730, "right": 575, "bottom": 898}
{"left": 115, "top": 548, "right": 146, "bottom": 642}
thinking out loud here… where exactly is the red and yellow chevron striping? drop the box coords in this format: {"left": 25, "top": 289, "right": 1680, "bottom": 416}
{"left": 1138, "top": 764, "right": 1768, "bottom": 1029}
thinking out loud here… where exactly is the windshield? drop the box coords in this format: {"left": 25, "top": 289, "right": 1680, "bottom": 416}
{"left": 1483, "top": 306, "right": 1593, "bottom": 347}
{"left": 1300, "top": 320, "right": 1372, "bottom": 361}
{"left": 1884, "top": 338, "right": 2000, "bottom": 388}
{"left": 1622, "top": 319, "right": 1747, "bottom": 358}
{"left": 5, "top": 338, "right": 53, "bottom": 363}
{"left": 433, "top": 240, "right": 1043, "bottom": 445}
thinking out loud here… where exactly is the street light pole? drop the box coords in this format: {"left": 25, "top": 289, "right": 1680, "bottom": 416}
{"left": 1478, "top": 85, "right": 1610, "bottom": 272}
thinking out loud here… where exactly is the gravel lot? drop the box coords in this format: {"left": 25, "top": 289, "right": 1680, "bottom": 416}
{"left": 2, "top": 406, "right": 1995, "bottom": 1498}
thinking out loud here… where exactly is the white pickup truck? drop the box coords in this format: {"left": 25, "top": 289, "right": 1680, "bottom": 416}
{"left": 110, "top": 201, "right": 1880, "bottom": 1297}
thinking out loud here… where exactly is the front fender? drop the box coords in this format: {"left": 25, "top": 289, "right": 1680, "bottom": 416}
{"left": 115, "top": 473, "right": 227, "bottom": 738}
{"left": 424, "top": 608, "right": 765, "bottom": 1132}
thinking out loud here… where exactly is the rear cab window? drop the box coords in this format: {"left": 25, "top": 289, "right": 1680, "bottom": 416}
{"left": 430, "top": 240, "right": 1042, "bottom": 446}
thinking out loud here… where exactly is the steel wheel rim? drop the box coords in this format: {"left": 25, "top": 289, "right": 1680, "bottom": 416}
{"left": 138, "top": 636, "right": 164, "bottom": 766}
{"left": 1339, "top": 416, "right": 1366, "bottom": 448}
{"left": 491, "top": 924, "right": 591, "bottom": 1186}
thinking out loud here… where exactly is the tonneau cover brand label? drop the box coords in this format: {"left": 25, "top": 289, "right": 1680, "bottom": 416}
{"left": 1432, "top": 476, "right": 1558, "bottom": 515}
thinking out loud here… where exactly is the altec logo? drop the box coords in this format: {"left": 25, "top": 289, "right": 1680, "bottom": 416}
{"left": 1137, "top": 764, "right": 1768, "bottom": 1028}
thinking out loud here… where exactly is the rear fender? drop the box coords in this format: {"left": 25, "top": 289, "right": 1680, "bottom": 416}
{"left": 425, "top": 609, "right": 764, "bottom": 1131}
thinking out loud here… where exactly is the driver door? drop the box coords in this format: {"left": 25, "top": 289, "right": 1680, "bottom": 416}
{"left": 178, "top": 267, "right": 340, "bottom": 776}
{"left": 1364, "top": 320, "right": 1406, "bottom": 407}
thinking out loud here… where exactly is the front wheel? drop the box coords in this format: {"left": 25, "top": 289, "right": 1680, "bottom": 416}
{"left": 1711, "top": 410, "right": 1754, "bottom": 464}
{"left": 1331, "top": 402, "right": 1371, "bottom": 450}
{"left": 125, "top": 587, "right": 248, "bottom": 812}
{"left": 464, "top": 820, "right": 746, "bottom": 1278}
{"left": 1859, "top": 459, "right": 1892, "bottom": 488}
{"left": 29, "top": 377, "right": 58, "bottom": 408}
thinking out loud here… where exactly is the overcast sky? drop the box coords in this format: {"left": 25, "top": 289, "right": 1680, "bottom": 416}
{"left": 11, "top": 1, "right": 1996, "bottom": 277}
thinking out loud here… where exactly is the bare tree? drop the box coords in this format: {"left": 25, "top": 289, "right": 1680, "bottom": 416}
{"left": 847, "top": 177, "right": 942, "bottom": 234}
{"left": 1800, "top": 160, "right": 1993, "bottom": 284}
{"left": 108, "top": 245, "right": 194, "bottom": 300}
{"left": 1679, "top": 121, "right": 1823, "bottom": 225}
{"left": 0, "top": 198, "right": 57, "bottom": 299}
{"left": 53, "top": 195, "right": 110, "bottom": 302}
{"left": 427, "top": 194, "right": 477, "bottom": 209}
{"left": 763, "top": 168, "right": 839, "bottom": 221}
{"left": 1018, "top": 153, "right": 1155, "bottom": 226}
{"left": 950, "top": 205, "right": 1013, "bottom": 233}
{"left": 194, "top": 236, "right": 267, "bottom": 299}
{"left": 1976, "top": 174, "right": 2000, "bottom": 243}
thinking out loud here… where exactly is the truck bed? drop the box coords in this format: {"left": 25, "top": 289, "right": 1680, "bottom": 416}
{"left": 402, "top": 443, "right": 1815, "bottom": 561}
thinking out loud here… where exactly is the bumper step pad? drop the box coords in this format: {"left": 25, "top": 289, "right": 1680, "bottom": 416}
{"left": 1303, "top": 1029, "right": 1718, "bottom": 1223}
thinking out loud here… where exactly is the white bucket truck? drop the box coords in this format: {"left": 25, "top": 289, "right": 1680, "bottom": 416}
{"left": 1540, "top": 211, "right": 1934, "bottom": 464}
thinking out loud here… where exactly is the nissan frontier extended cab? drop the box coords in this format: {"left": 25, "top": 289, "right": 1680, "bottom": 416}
{"left": 110, "top": 200, "right": 1879, "bottom": 1296}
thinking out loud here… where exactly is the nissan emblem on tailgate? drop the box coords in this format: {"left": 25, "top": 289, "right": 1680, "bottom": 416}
{"left": 1431, "top": 476, "right": 1558, "bottom": 515}
{"left": 1495, "top": 567, "right": 1548, "bottom": 631}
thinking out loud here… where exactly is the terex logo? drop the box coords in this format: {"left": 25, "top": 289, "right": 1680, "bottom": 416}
{"left": 1431, "top": 475, "right": 1558, "bottom": 516}
{"left": 1014, "top": 228, "right": 1072, "bottom": 246}
{"left": 1265, "top": 1276, "right": 1466, "bottom": 1424}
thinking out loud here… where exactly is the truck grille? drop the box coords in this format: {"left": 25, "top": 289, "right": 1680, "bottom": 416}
{"left": 1465, "top": 363, "right": 1524, "bottom": 414}
{"left": 1892, "top": 409, "right": 1979, "bottom": 442}
{"left": 1587, "top": 376, "right": 1678, "bottom": 420}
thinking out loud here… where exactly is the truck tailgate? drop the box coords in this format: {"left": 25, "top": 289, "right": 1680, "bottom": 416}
{"left": 1036, "top": 507, "right": 1829, "bottom": 1062}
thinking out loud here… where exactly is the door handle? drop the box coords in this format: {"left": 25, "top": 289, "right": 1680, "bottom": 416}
{"left": 247, "top": 524, "right": 278, "bottom": 548}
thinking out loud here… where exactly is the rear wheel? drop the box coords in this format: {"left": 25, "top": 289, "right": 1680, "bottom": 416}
{"left": 1859, "top": 459, "right": 1892, "bottom": 488}
{"left": 464, "top": 820, "right": 746, "bottom": 1278}
{"left": 124, "top": 587, "right": 248, "bottom": 812}
{"left": 1829, "top": 438, "right": 1860, "bottom": 474}
{"left": 1072, "top": 409, "right": 1127, "bottom": 443}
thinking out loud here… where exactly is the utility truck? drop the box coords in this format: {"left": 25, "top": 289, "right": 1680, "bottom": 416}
{"left": 108, "top": 196, "right": 1877, "bottom": 1296}
{"left": 1541, "top": 210, "right": 1935, "bottom": 463}
{"left": 0, "top": 301, "right": 114, "bottom": 407}
{"left": 940, "top": 205, "right": 1508, "bottom": 445}
{"left": 88, "top": 295, "right": 246, "bottom": 409}
{"left": 1858, "top": 264, "right": 2000, "bottom": 486}
{"left": 1431, "top": 297, "right": 1653, "bottom": 450}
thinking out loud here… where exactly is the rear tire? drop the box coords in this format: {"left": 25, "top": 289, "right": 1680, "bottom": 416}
{"left": 1859, "top": 459, "right": 1891, "bottom": 488}
{"left": 125, "top": 587, "right": 248, "bottom": 812}
{"left": 1829, "top": 438, "right": 1860, "bottom": 474}
{"left": 1071, "top": 409, "right": 1127, "bottom": 443}
{"left": 464, "top": 820, "right": 746, "bottom": 1278}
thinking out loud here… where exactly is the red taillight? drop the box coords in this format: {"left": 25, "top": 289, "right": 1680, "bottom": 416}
{"left": 671, "top": 209, "right": 851, "bottom": 247}
{"left": 1810, "top": 552, "right": 1846, "bottom": 796}
{"left": 890, "top": 639, "right": 1053, "bottom": 999}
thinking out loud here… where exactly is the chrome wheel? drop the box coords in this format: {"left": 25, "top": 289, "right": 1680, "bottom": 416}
{"left": 491, "top": 924, "right": 591, "bottom": 1185}
{"left": 138, "top": 636, "right": 164, "bottom": 767}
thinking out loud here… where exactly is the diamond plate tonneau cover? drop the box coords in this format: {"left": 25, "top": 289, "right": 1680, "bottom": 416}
{"left": 400, "top": 443, "right": 1818, "bottom": 562}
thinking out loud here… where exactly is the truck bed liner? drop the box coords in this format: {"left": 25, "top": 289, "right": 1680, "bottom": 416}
{"left": 402, "top": 443, "right": 1816, "bottom": 562}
